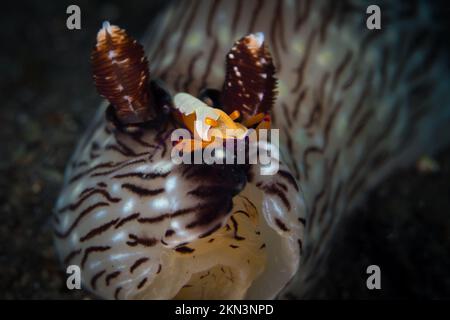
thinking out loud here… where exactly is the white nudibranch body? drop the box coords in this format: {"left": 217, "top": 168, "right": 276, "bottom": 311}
{"left": 53, "top": 103, "right": 304, "bottom": 299}
{"left": 54, "top": 9, "right": 306, "bottom": 300}
{"left": 58, "top": 0, "right": 450, "bottom": 301}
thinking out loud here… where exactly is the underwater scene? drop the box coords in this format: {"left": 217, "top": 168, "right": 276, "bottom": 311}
{"left": 1, "top": 0, "right": 450, "bottom": 303}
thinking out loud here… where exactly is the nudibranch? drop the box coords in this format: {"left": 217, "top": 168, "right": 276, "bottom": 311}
{"left": 55, "top": 0, "right": 450, "bottom": 300}
{"left": 53, "top": 22, "right": 304, "bottom": 299}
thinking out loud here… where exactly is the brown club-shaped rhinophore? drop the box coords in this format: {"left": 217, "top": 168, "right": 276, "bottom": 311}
{"left": 221, "top": 33, "right": 277, "bottom": 122}
{"left": 91, "top": 22, "right": 154, "bottom": 124}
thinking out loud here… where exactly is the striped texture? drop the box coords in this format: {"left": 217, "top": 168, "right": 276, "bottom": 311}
{"left": 54, "top": 0, "right": 450, "bottom": 299}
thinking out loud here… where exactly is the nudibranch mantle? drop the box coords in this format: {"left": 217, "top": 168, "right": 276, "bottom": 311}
{"left": 53, "top": 106, "right": 304, "bottom": 299}
{"left": 54, "top": 0, "right": 449, "bottom": 300}
{"left": 53, "top": 20, "right": 305, "bottom": 300}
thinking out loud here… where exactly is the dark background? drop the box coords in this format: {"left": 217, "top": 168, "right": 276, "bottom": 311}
{"left": 0, "top": 1, "right": 449, "bottom": 299}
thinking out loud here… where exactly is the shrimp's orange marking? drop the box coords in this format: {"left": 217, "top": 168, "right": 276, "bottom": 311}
{"left": 242, "top": 113, "right": 265, "bottom": 128}
{"left": 229, "top": 110, "right": 240, "bottom": 121}
{"left": 205, "top": 117, "right": 219, "bottom": 127}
